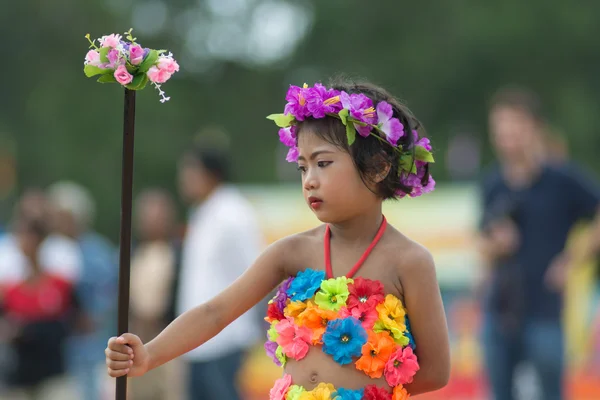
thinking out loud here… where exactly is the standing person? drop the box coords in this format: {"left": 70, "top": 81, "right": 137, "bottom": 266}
{"left": 129, "top": 188, "right": 183, "bottom": 400}
{"left": 477, "top": 87, "right": 600, "bottom": 400}
{"left": 104, "top": 79, "right": 450, "bottom": 398}
{"left": 46, "top": 181, "right": 118, "bottom": 400}
{"left": 175, "top": 139, "right": 264, "bottom": 400}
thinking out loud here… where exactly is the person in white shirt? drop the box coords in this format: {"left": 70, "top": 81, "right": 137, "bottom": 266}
{"left": 176, "top": 142, "right": 263, "bottom": 400}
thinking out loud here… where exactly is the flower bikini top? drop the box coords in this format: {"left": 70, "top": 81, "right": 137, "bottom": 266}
{"left": 264, "top": 217, "right": 420, "bottom": 389}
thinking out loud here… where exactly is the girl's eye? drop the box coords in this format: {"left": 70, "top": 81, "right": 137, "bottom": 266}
{"left": 317, "top": 161, "right": 331, "bottom": 168}
{"left": 297, "top": 165, "right": 307, "bottom": 173}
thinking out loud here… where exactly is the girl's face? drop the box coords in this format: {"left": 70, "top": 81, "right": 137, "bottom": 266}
{"left": 296, "top": 129, "right": 380, "bottom": 223}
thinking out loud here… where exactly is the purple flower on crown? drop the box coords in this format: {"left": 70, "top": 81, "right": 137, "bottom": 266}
{"left": 376, "top": 101, "right": 404, "bottom": 146}
{"left": 284, "top": 85, "right": 311, "bottom": 121}
{"left": 286, "top": 146, "right": 299, "bottom": 163}
{"left": 397, "top": 166, "right": 435, "bottom": 198}
{"left": 306, "top": 83, "right": 343, "bottom": 118}
{"left": 278, "top": 126, "right": 296, "bottom": 147}
{"left": 340, "top": 92, "right": 377, "bottom": 137}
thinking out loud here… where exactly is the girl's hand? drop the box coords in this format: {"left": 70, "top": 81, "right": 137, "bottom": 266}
{"left": 105, "top": 333, "right": 150, "bottom": 378}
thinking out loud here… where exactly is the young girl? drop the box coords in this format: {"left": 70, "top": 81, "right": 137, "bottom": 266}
{"left": 105, "top": 79, "right": 450, "bottom": 399}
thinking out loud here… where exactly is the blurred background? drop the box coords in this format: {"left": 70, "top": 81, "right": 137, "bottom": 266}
{"left": 1, "top": 0, "right": 599, "bottom": 399}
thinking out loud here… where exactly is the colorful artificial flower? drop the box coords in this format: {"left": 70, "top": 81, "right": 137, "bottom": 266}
{"left": 322, "top": 317, "right": 367, "bottom": 365}
{"left": 287, "top": 269, "right": 326, "bottom": 302}
{"left": 264, "top": 340, "right": 281, "bottom": 366}
{"left": 266, "top": 301, "right": 286, "bottom": 323}
{"left": 384, "top": 346, "right": 420, "bottom": 387}
{"left": 347, "top": 277, "right": 385, "bottom": 312}
{"left": 374, "top": 295, "right": 407, "bottom": 341}
{"left": 279, "top": 127, "right": 297, "bottom": 148}
{"left": 305, "top": 83, "right": 343, "bottom": 118}
{"left": 339, "top": 92, "right": 377, "bottom": 137}
{"left": 270, "top": 374, "right": 292, "bottom": 400}
{"left": 355, "top": 331, "right": 396, "bottom": 379}
{"left": 284, "top": 85, "right": 311, "bottom": 121}
{"left": 404, "top": 316, "right": 416, "bottom": 350}
{"left": 314, "top": 277, "right": 352, "bottom": 311}
{"left": 299, "top": 383, "right": 336, "bottom": 400}
{"left": 333, "top": 388, "right": 364, "bottom": 400}
{"left": 376, "top": 101, "right": 405, "bottom": 146}
{"left": 339, "top": 306, "right": 379, "bottom": 330}
{"left": 363, "top": 385, "right": 392, "bottom": 400}
{"left": 392, "top": 385, "right": 410, "bottom": 400}
{"left": 284, "top": 300, "right": 309, "bottom": 321}
{"left": 286, "top": 385, "right": 306, "bottom": 400}
{"left": 297, "top": 301, "right": 339, "bottom": 344}
{"left": 84, "top": 29, "right": 178, "bottom": 102}
{"left": 275, "top": 318, "right": 312, "bottom": 360}
{"left": 276, "top": 345, "right": 287, "bottom": 367}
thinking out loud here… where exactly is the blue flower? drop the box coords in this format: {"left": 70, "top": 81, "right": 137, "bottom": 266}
{"left": 405, "top": 315, "right": 416, "bottom": 350}
{"left": 322, "top": 317, "right": 367, "bottom": 365}
{"left": 286, "top": 268, "right": 325, "bottom": 301}
{"left": 334, "top": 388, "right": 364, "bottom": 400}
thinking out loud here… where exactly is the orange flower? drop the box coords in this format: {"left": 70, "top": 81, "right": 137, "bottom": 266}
{"left": 297, "top": 301, "right": 338, "bottom": 343}
{"left": 355, "top": 330, "right": 396, "bottom": 378}
{"left": 392, "top": 385, "right": 410, "bottom": 400}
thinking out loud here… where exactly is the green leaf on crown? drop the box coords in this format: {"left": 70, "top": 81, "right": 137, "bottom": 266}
{"left": 125, "top": 73, "right": 149, "bottom": 91}
{"left": 346, "top": 123, "right": 356, "bottom": 146}
{"left": 414, "top": 145, "right": 435, "bottom": 163}
{"left": 97, "top": 74, "right": 116, "bottom": 84}
{"left": 99, "top": 47, "right": 110, "bottom": 63}
{"left": 84, "top": 65, "right": 112, "bottom": 77}
{"left": 266, "top": 113, "right": 295, "bottom": 128}
{"left": 399, "top": 154, "right": 417, "bottom": 174}
{"left": 138, "top": 50, "right": 159, "bottom": 73}
{"left": 338, "top": 108, "right": 349, "bottom": 125}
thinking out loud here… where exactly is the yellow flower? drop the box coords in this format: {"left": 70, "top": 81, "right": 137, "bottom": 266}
{"left": 298, "top": 383, "right": 336, "bottom": 400}
{"left": 284, "top": 300, "right": 308, "bottom": 320}
{"left": 376, "top": 294, "right": 406, "bottom": 332}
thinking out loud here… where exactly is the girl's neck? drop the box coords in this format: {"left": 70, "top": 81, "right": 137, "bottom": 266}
{"left": 327, "top": 205, "right": 384, "bottom": 247}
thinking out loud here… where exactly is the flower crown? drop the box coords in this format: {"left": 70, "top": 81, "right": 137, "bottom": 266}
{"left": 83, "top": 29, "right": 179, "bottom": 103}
{"left": 267, "top": 83, "right": 436, "bottom": 198}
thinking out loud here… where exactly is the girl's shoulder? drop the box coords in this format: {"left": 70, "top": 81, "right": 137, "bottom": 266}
{"left": 269, "top": 225, "right": 326, "bottom": 275}
{"left": 383, "top": 223, "right": 435, "bottom": 273}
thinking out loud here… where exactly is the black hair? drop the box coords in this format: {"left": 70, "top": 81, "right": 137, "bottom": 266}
{"left": 296, "top": 78, "right": 429, "bottom": 200}
{"left": 15, "top": 217, "right": 50, "bottom": 241}
{"left": 184, "top": 144, "right": 231, "bottom": 182}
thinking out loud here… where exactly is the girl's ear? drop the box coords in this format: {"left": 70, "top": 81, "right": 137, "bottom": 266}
{"left": 372, "top": 152, "right": 392, "bottom": 183}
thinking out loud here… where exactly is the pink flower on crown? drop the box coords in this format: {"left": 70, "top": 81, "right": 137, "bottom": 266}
{"left": 157, "top": 56, "right": 180, "bottom": 74}
{"left": 129, "top": 45, "right": 145, "bottom": 65}
{"left": 384, "top": 346, "right": 420, "bottom": 386}
{"left": 284, "top": 85, "right": 311, "bottom": 121}
{"left": 340, "top": 92, "right": 377, "bottom": 137}
{"left": 278, "top": 126, "right": 296, "bottom": 147}
{"left": 85, "top": 50, "right": 101, "bottom": 66}
{"left": 147, "top": 66, "right": 172, "bottom": 84}
{"left": 275, "top": 317, "right": 312, "bottom": 360}
{"left": 100, "top": 34, "right": 121, "bottom": 48}
{"left": 305, "top": 83, "right": 343, "bottom": 118}
{"left": 376, "top": 101, "right": 404, "bottom": 146}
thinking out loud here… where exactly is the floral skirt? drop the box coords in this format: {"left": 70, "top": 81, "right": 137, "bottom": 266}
{"left": 270, "top": 374, "right": 410, "bottom": 400}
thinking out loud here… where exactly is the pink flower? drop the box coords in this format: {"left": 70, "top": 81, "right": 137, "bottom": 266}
{"left": 100, "top": 33, "right": 121, "bottom": 48}
{"left": 147, "top": 66, "right": 172, "bottom": 84}
{"left": 275, "top": 317, "right": 311, "bottom": 360}
{"left": 114, "top": 65, "right": 133, "bottom": 86}
{"left": 269, "top": 374, "right": 292, "bottom": 400}
{"left": 339, "top": 306, "right": 379, "bottom": 330}
{"left": 85, "top": 50, "right": 101, "bottom": 66}
{"left": 384, "top": 346, "right": 420, "bottom": 387}
{"left": 107, "top": 49, "right": 123, "bottom": 68}
{"left": 285, "top": 146, "right": 299, "bottom": 163}
{"left": 129, "top": 45, "right": 145, "bottom": 65}
{"left": 157, "top": 56, "right": 180, "bottom": 74}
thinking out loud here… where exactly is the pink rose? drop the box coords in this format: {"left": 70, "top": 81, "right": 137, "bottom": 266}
{"left": 129, "top": 45, "right": 145, "bottom": 65}
{"left": 384, "top": 346, "right": 420, "bottom": 387}
{"left": 146, "top": 66, "right": 172, "bottom": 84}
{"left": 114, "top": 65, "right": 133, "bottom": 86}
{"left": 85, "top": 50, "right": 101, "bottom": 66}
{"left": 269, "top": 374, "right": 292, "bottom": 400}
{"left": 101, "top": 34, "right": 121, "bottom": 48}
{"left": 157, "top": 56, "right": 180, "bottom": 74}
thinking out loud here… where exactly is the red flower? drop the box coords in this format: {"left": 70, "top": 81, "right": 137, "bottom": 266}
{"left": 347, "top": 277, "right": 385, "bottom": 312}
{"left": 265, "top": 302, "right": 285, "bottom": 323}
{"left": 363, "top": 385, "right": 392, "bottom": 400}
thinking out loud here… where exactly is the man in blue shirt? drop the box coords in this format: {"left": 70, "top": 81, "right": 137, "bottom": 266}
{"left": 478, "top": 87, "right": 600, "bottom": 400}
